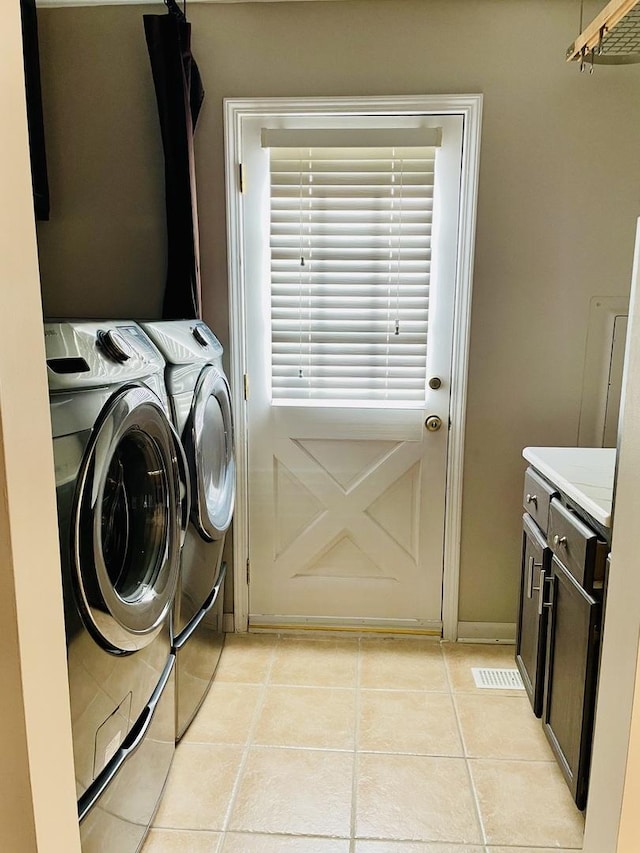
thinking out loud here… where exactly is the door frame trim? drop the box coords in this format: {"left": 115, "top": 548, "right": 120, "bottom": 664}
{"left": 224, "top": 94, "right": 483, "bottom": 639}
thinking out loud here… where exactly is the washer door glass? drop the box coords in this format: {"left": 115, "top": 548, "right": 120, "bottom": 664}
{"left": 101, "top": 430, "right": 166, "bottom": 600}
{"left": 74, "top": 385, "right": 184, "bottom": 652}
{"left": 188, "top": 365, "right": 235, "bottom": 541}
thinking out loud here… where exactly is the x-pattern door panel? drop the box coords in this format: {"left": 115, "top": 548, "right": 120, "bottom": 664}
{"left": 249, "top": 406, "right": 447, "bottom": 625}
{"left": 274, "top": 438, "right": 419, "bottom": 571}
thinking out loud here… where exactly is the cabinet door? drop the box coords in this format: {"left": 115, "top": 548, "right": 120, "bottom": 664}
{"left": 515, "top": 514, "right": 551, "bottom": 717}
{"left": 542, "top": 556, "right": 601, "bottom": 810}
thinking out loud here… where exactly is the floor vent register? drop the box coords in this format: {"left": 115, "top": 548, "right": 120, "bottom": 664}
{"left": 471, "top": 667, "right": 525, "bottom": 690}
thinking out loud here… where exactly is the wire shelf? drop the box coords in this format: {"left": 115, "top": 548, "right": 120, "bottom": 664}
{"left": 600, "top": 5, "right": 640, "bottom": 55}
{"left": 567, "top": 0, "right": 640, "bottom": 64}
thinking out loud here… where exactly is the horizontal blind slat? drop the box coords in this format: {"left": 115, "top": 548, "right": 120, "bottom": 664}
{"left": 272, "top": 391, "right": 426, "bottom": 402}
{"left": 272, "top": 212, "right": 433, "bottom": 225}
{"left": 272, "top": 246, "right": 431, "bottom": 258}
{"left": 272, "top": 339, "right": 427, "bottom": 352}
{"left": 272, "top": 332, "right": 429, "bottom": 343}
{"left": 271, "top": 198, "right": 433, "bottom": 211}
{"left": 272, "top": 303, "right": 429, "bottom": 314}
{"left": 272, "top": 266, "right": 430, "bottom": 278}
{"left": 273, "top": 239, "right": 430, "bottom": 250}
{"left": 272, "top": 377, "right": 426, "bottom": 389}
{"left": 272, "top": 224, "right": 432, "bottom": 236}
{"left": 271, "top": 293, "right": 429, "bottom": 303}
{"left": 272, "top": 157, "right": 435, "bottom": 169}
{"left": 271, "top": 274, "right": 429, "bottom": 287}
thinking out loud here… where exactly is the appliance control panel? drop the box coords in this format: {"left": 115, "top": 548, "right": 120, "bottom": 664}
{"left": 115, "top": 324, "right": 166, "bottom": 363}
{"left": 140, "top": 320, "right": 224, "bottom": 366}
{"left": 44, "top": 320, "right": 166, "bottom": 391}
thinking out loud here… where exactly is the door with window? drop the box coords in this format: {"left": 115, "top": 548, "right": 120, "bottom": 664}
{"left": 240, "top": 110, "right": 464, "bottom": 632}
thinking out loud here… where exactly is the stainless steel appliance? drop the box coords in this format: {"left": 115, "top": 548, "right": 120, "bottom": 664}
{"left": 141, "top": 320, "right": 234, "bottom": 740}
{"left": 46, "top": 320, "right": 189, "bottom": 852}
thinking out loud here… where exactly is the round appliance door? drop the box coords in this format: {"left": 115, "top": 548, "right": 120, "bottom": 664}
{"left": 72, "top": 384, "right": 188, "bottom": 653}
{"left": 186, "top": 364, "right": 235, "bottom": 541}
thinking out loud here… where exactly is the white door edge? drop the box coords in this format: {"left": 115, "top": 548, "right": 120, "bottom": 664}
{"left": 224, "top": 94, "right": 483, "bottom": 638}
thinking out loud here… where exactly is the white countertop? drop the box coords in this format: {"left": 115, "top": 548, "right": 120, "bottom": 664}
{"left": 522, "top": 446, "right": 616, "bottom": 528}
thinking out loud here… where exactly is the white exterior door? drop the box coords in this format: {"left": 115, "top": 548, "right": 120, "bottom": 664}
{"left": 238, "top": 107, "right": 466, "bottom": 633}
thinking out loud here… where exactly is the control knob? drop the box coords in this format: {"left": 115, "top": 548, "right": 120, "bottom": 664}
{"left": 192, "top": 326, "right": 209, "bottom": 347}
{"left": 96, "top": 329, "right": 133, "bottom": 363}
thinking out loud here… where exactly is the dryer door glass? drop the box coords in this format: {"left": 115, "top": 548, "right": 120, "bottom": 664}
{"left": 74, "top": 385, "right": 185, "bottom": 653}
{"left": 188, "top": 365, "right": 235, "bottom": 541}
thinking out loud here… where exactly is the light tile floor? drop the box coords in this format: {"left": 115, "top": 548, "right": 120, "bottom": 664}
{"left": 143, "top": 635, "right": 584, "bottom": 853}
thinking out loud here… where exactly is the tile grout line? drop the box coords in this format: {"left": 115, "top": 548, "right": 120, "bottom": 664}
{"left": 216, "top": 633, "right": 281, "bottom": 847}
{"left": 240, "top": 683, "right": 357, "bottom": 692}
{"left": 349, "top": 636, "right": 361, "bottom": 853}
{"left": 442, "top": 642, "right": 489, "bottom": 849}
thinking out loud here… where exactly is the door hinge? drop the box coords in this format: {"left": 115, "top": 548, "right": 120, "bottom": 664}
{"left": 238, "top": 163, "right": 245, "bottom": 194}
{"left": 246, "top": 558, "right": 250, "bottom": 585}
{"left": 243, "top": 373, "right": 249, "bottom": 400}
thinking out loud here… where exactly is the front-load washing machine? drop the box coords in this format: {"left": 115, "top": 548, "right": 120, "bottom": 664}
{"left": 140, "top": 320, "right": 235, "bottom": 740}
{"left": 45, "top": 320, "right": 189, "bottom": 852}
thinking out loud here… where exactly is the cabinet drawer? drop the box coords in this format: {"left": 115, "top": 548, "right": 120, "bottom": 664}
{"left": 548, "top": 499, "right": 607, "bottom": 591}
{"left": 523, "top": 468, "right": 558, "bottom": 534}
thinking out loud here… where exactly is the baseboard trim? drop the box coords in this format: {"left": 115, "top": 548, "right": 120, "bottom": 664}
{"left": 457, "top": 621, "right": 516, "bottom": 643}
{"left": 222, "top": 613, "right": 235, "bottom": 633}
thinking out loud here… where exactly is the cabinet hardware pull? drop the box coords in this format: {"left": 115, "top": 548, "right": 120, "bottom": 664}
{"left": 553, "top": 535, "right": 568, "bottom": 548}
{"left": 537, "top": 569, "right": 546, "bottom": 616}
{"left": 528, "top": 555, "right": 543, "bottom": 598}
{"left": 526, "top": 493, "right": 538, "bottom": 506}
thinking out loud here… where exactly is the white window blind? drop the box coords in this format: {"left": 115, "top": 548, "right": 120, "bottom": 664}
{"left": 265, "top": 131, "right": 440, "bottom": 406}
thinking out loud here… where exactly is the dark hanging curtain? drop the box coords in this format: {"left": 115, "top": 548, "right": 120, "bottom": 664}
{"left": 20, "top": 0, "right": 50, "bottom": 221}
{"left": 144, "top": 2, "right": 205, "bottom": 320}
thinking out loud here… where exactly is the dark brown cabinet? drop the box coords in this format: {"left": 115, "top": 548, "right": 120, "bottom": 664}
{"left": 516, "top": 468, "right": 608, "bottom": 810}
{"left": 516, "top": 514, "right": 551, "bottom": 716}
{"left": 542, "top": 555, "right": 601, "bottom": 809}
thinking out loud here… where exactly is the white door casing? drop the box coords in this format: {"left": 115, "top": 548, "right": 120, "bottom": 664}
{"left": 225, "top": 96, "right": 483, "bottom": 638}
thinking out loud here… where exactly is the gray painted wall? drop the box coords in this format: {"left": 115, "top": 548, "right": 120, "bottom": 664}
{"left": 35, "top": 0, "right": 640, "bottom": 626}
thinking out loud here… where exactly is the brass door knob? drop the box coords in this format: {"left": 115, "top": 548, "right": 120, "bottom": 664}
{"left": 425, "top": 415, "right": 443, "bottom": 432}
{"left": 428, "top": 377, "right": 442, "bottom": 390}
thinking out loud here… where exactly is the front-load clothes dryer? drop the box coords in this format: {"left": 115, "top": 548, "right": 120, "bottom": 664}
{"left": 140, "top": 320, "right": 235, "bottom": 740}
{"left": 45, "top": 320, "right": 189, "bottom": 853}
